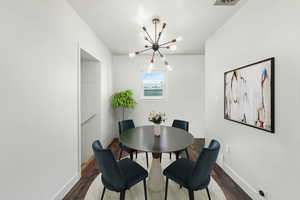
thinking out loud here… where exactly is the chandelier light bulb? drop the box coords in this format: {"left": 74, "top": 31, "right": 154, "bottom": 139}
{"left": 129, "top": 52, "right": 136, "bottom": 58}
{"left": 170, "top": 45, "right": 177, "bottom": 51}
{"left": 176, "top": 36, "right": 183, "bottom": 42}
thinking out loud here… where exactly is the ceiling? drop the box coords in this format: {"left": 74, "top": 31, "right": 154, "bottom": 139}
{"left": 68, "top": 0, "right": 247, "bottom": 55}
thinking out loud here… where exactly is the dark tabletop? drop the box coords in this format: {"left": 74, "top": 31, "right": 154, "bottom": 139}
{"left": 119, "top": 125, "right": 194, "bottom": 153}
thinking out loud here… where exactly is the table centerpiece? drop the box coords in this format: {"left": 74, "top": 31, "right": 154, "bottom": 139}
{"left": 148, "top": 111, "right": 166, "bottom": 136}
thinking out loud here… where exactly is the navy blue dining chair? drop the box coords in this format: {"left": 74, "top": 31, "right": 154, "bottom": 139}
{"left": 92, "top": 140, "right": 148, "bottom": 200}
{"left": 118, "top": 120, "right": 149, "bottom": 168}
{"left": 163, "top": 139, "right": 220, "bottom": 200}
{"left": 170, "top": 119, "right": 190, "bottom": 160}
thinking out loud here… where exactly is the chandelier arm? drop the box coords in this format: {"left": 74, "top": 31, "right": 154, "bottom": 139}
{"left": 136, "top": 47, "right": 153, "bottom": 55}
{"left": 155, "top": 22, "right": 157, "bottom": 42}
{"left": 157, "top": 30, "right": 164, "bottom": 43}
{"left": 157, "top": 50, "right": 164, "bottom": 57}
{"left": 143, "top": 29, "right": 154, "bottom": 43}
{"left": 151, "top": 51, "right": 155, "bottom": 62}
{"left": 156, "top": 23, "right": 166, "bottom": 43}
{"left": 145, "top": 38, "right": 153, "bottom": 45}
{"left": 159, "top": 40, "right": 176, "bottom": 47}
{"left": 157, "top": 50, "right": 168, "bottom": 65}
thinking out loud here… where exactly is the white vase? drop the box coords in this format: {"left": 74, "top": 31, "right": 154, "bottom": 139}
{"left": 154, "top": 124, "right": 161, "bottom": 136}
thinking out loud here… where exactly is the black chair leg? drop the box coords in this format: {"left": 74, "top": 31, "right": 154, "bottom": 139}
{"left": 143, "top": 179, "right": 148, "bottom": 200}
{"left": 160, "top": 153, "right": 162, "bottom": 163}
{"left": 188, "top": 189, "right": 194, "bottom": 200}
{"left": 130, "top": 152, "right": 133, "bottom": 160}
{"left": 185, "top": 148, "right": 190, "bottom": 160}
{"left": 206, "top": 187, "right": 211, "bottom": 200}
{"left": 169, "top": 153, "right": 172, "bottom": 160}
{"left": 176, "top": 152, "right": 179, "bottom": 160}
{"left": 145, "top": 152, "right": 149, "bottom": 168}
{"left": 119, "top": 149, "right": 123, "bottom": 160}
{"left": 101, "top": 187, "right": 106, "bottom": 200}
{"left": 136, "top": 151, "right": 138, "bottom": 159}
{"left": 164, "top": 178, "right": 169, "bottom": 200}
{"left": 120, "top": 190, "right": 126, "bottom": 200}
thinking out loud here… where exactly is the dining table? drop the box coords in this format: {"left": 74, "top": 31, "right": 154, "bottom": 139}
{"left": 120, "top": 125, "right": 194, "bottom": 192}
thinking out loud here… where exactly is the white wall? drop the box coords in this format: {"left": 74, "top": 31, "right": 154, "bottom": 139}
{"left": 0, "top": 1, "right": 114, "bottom": 199}
{"left": 113, "top": 55, "right": 204, "bottom": 138}
{"left": 205, "top": 0, "right": 300, "bottom": 199}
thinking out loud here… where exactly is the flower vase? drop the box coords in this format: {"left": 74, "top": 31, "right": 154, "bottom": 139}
{"left": 154, "top": 124, "right": 161, "bottom": 136}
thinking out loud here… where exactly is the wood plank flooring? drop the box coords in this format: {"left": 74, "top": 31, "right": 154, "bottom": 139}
{"left": 63, "top": 138, "right": 252, "bottom": 200}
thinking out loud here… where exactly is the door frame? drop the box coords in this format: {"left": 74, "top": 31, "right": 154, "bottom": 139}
{"left": 77, "top": 43, "right": 102, "bottom": 176}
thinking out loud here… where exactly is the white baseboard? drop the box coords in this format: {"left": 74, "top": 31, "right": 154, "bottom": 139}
{"left": 217, "top": 160, "right": 258, "bottom": 199}
{"left": 53, "top": 173, "right": 80, "bottom": 200}
{"left": 52, "top": 137, "right": 116, "bottom": 200}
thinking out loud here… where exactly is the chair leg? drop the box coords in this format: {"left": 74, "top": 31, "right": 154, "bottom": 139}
{"left": 160, "top": 153, "right": 162, "bottom": 163}
{"left": 185, "top": 148, "right": 190, "bottom": 160}
{"left": 101, "top": 187, "right": 106, "bottom": 200}
{"left": 130, "top": 152, "right": 133, "bottom": 160}
{"left": 145, "top": 152, "right": 149, "bottom": 168}
{"left": 119, "top": 149, "right": 123, "bottom": 160}
{"left": 136, "top": 151, "right": 138, "bottom": 159}
{"left": 188, "top": 189, "right": 194, "bottom": 200}
{"left": 164, "top": 178, "right": 169, "bottom": 200}
{"left": 206, "top": 187, "right": 211, "bottom": 200}
{"left": 120, "top": 190, "right": 126, "bottom": 200}
{"left": 176, "top": 152, "right": 179, "bottom": 160}
{"left": 143, "top": 179, "right": 148, "bottom": 200}
{"left": 169, "top": 152, "right": 172, "bottom": 160}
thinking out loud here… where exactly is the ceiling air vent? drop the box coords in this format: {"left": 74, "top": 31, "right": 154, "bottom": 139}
{"left": 214, "top": 0, "right": 240, "bottom": 6}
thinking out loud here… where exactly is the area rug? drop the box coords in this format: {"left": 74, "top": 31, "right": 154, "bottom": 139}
{"left": 84, "top": 154, "right": 226, "bottom": 200}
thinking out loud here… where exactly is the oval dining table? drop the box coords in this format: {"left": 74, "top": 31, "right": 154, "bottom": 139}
{"left": 120, "top": 125, "right": 194, "bottom": 193}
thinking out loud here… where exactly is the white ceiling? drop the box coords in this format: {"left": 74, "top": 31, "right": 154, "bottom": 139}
{"left": 68, "top": 0, "right": 247, "bottom": 55}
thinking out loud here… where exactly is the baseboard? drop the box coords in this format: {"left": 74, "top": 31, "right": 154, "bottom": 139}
{"left": 219, "top": 161, "right": 258, "bottom": 199}
{"left": 53, "top": 137, "right": 116, "bottom": 200}
{"left": 52, "top": 173, "right": 80, "bottom": 200}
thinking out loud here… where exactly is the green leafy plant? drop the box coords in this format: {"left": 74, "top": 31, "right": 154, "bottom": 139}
{"left": 112, "top": 90, "right": 137, "bottom": 120}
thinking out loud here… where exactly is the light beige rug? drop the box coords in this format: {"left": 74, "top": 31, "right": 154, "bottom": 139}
{"left": 84, "top": 154, "right": 226, "bottom": 200}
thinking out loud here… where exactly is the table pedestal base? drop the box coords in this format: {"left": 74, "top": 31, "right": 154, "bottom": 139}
{"left": 148, "top": 154, "right": 164, "bottom": 192}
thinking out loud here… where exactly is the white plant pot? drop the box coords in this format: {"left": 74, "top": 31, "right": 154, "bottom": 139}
{"left": 154, "top": 124, "right": 161, "bottom": 136}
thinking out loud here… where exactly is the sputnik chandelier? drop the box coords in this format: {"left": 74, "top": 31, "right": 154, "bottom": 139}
{"left": 129, "top": 17, "right": 182, "bottom": 71}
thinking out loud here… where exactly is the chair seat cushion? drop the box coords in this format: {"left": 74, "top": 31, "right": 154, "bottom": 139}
{"left": 119, "top": 158, "right": 148, "bottom": 189}
{"left": 163, "top": 158, "right": 195, "bottom": 188}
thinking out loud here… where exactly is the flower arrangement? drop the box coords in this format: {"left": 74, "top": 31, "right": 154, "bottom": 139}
{"left": 148, "top": 111, "right": 167, "bottom": 124}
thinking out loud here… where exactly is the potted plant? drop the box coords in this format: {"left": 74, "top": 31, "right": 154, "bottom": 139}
{"left": 148, "top": 111, "right": 167, "bottom": 136}
{"left": 112, "top": 90, "right": 137, "bottom": 120}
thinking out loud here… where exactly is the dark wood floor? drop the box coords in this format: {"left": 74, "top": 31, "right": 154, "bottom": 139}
{"left": 63, "top": 139, "right": 252, "bottom": 200}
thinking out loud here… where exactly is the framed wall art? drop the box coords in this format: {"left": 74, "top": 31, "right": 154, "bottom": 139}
{"left": 224, "top": 58, "right": 275, "bottom": 133}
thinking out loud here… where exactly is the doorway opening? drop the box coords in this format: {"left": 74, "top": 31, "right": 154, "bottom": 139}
{"left": 79, "top": 49, "right": 101, "bottom": 174}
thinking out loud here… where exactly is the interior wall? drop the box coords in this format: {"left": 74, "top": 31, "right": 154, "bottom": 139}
{"left": 205, "top": 0, "right": 300, "bottom": 199}
{"left": 113, "top": 55, "right": 205, "bottom": 138}
{"left": 0, "top": 1, "right": 114, "bottom": 199}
